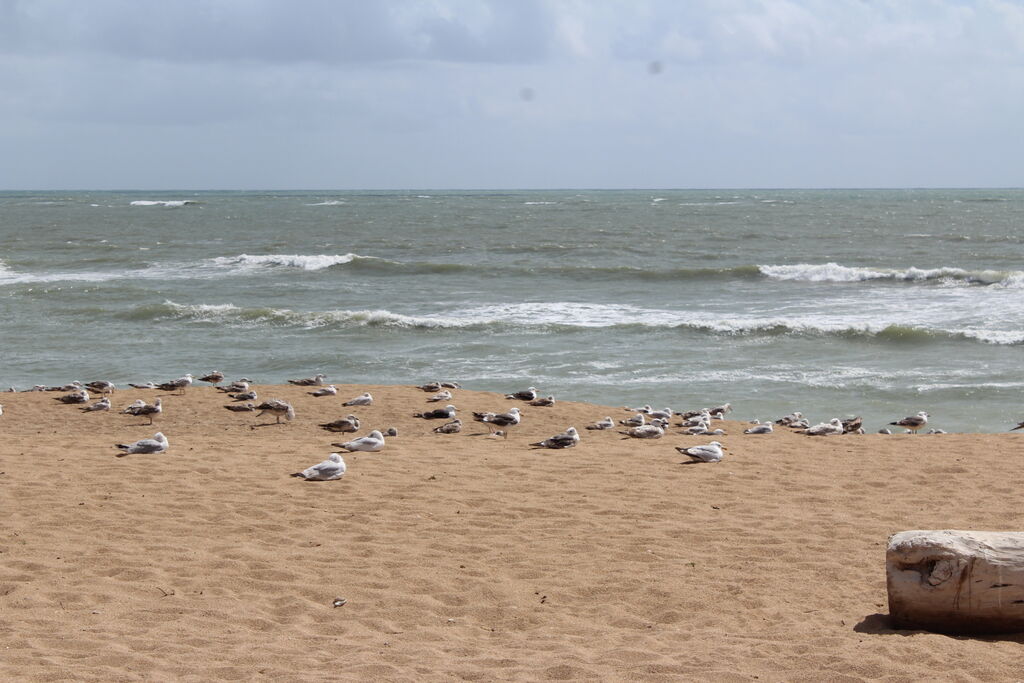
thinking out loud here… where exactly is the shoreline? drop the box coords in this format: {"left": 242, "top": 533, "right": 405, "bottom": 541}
{"left": 2, "top": 383, "right": 1023, "bottom": 680}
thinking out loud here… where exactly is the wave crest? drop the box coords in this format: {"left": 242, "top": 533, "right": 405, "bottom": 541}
{"left": 759, "top": 262, "right": 1019, "bottom": 286}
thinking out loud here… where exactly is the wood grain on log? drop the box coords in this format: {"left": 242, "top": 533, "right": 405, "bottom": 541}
{"left": 886, "top": 530, "right": 1024, "bottom": 634}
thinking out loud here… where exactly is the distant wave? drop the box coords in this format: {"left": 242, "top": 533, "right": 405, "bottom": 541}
{"left": 758, "top": 262, "right": 1024, "bottom": 287}
{"left": 129, "top": 200, "right": 199, "bottom": 207}
{"left": 210, "top": 253, "right": 365, "bottom": 271}
{"left": 122, "top": 300, "right": 1024, "bottom": 345}
{"left": 305, "top": 200, "right": 346, "bottom": 206}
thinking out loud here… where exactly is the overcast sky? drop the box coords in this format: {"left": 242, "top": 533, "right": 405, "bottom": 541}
{"left": 1, "top": 0, "right": 1021, "bottom": 189}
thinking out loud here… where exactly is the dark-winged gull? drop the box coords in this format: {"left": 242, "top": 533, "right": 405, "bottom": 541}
{"left": 224, "top": 402, "right": 255, "bottom": 412}
{"left": 841, "top": 417, "right": 863, "bottom": 434}
{"left": 122, "top": 397, "right": 162, "bottom": 424}
{"left": 889, "top": 411, "right": 928, "bottom": 434}
{"left": 708, "top": 403, "right": 733, "bottom": 417}
{"left": 319, "top": 415, "right": 360, "bottom": 432}
{"left": 309, "top": 385, "right": 337, "bottom": 397}
{"left": 255, "top": 399, "right": 295, "bottom": 424}
{"left": 342, "top": 392, "right": 373, "bottom": 407}
{"left": 676, "top": 441, "right": 725, "bottom": 463}
{"left": 81, "top": 397, "right": 111, "bottom": 412}
{"left": 1011, "top": 420, "right": 1024, "bottom": 432}
{"left": 85, "top": 380, "right": 116, "bottom": 394}
{"left": 474, "top": 406, "right": 521, "bottom": 438}
{"left": 56, "top": 389, "right": 90, "bottom": 404}
{"left": 586, "top": 417, "right": 615, "bottom": 430}
{"left": 531, "top": 427, "right": 580, "bottom": 449}
{"left": 291, "top": 453, "right": 347, "bottom": 481}
{"left": 529, "top": 396, "right": 555, "bottom": 407}
{"left": 218, "top": 379, "right": 251, "bottom": 393}
{"left": 440, "top": 381, "right": 461, "bottom": 389}
{"left": 505, "top": 387, "right": 537, "bottom": 401}
{"left": 417, "top": 381, "right": 442, "bottom": 393}
{"left": 198, "top": 371, "right": 225, "bottom": 386}
{"left": 433, "top": 418, "right": 462, "bottom": 434}
{"left": 415, "top": 405, "right": 456, "bottom": 420}
{"left": 775, "top": 411, "right": 804, "bottom": 426}
{"left": 229, "top": 390, "right": 257, "bottom": 401}
{"left": 157, "top": 374, "right": 193, "bottom": 394}
{"left": 288, "top": 373, "right": 326, "bottom": 387}
{"left": 116, "top": 432, "right": 168, "bottom": 455}
{"left": 332, "top": 430, "right": 385, "bottom": 452}
{"left": 620, "top": 413, "right": 646, "bottom": 427}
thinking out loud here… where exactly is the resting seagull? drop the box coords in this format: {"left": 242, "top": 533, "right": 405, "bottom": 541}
{"left": 157, "top": 374, "right": 193, "bottom": 395}
{"left": 433, "top": 418, "right": 462, "bottom": 434}
{"left": 676, "top": 441, "right": 726, "bottom": 463}
{"left": 309, "top": 385, "right": 338, "bottom": 397}
{"left": 288, "top": 373, "right": 326, "bottom": 387}
{"left": 804, "top": 418, "right": 844, "bottom": 436}
{"left": 81, "top": 397, "right": 111, "bottom": 412}
{"left": 890, "top": 411, "right": 929, "bottom": 434}
{"left": 342, "top": 392, "right": 373, "bottom": 407}
{"left": 427, "top": 390, "right": 452, "bottom": 403}
{"left": 333, "top": 430, "right": 385, "bottom": 452}
{"left": 505, "top": 387, "right": 537, "bottom": 401}
{"left": 415, "top": 405, "right": 456, "bottom": 420}
{"left": 56, "top": 389, "right": 90, "bottom": 404}
{"left": 586, "top": 417, "right": 615, "bottom": 430}
{"left": 85, "top": 380, "right": 116, "bottom": 394}
{"left": 744, "top": 422, "right": 773, "bottom": 434}
{"left": 531, "top": 427, "right": 580, "bottom": 449}
{"left": 224, "top": 402, "right": 255, "bottom": 412}
{"left": 116, "top": 432, "right": 168, "bottom": 455}
{"left": 319, "top": 415, "right": 360, "bottom": 432}
{"left": 291, "top": 453, "right": 346, "bottom": 481}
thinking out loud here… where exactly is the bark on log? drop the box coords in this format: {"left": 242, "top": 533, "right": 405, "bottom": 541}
{"left": 886, "top": 530, "right": 1024, "bottom": 634}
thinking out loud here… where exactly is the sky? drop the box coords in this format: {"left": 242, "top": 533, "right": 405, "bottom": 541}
{"left": 1, "top": 0, "right": 1022, "bottom": 189}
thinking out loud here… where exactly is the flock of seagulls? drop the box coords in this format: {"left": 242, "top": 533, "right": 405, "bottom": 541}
{"left": 18, "top": 367, "right": 1024, "bottom": 484}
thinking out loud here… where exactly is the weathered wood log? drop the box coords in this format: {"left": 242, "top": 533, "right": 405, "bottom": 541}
{"left": 886, "top": 530, "right": 1024, "bottom": 634}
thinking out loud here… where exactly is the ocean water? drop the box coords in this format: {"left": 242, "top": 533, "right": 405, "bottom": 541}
{"left": 2, "top": 188, "right": 1023, "bottom": 433}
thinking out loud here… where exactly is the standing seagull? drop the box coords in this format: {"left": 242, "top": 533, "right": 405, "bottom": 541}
{"left": 198, "top": 371, "right": 225, "bottom": 386}
{"left": 474, "top": 406, "right": 521, "bottom": 438}
{"left": 333, "top": 430, "right": 385, "bottom": 452}
{"left": 123, "top": 397, "right": 162, "bottom": 424}
{"left": 890, "top": 411, "right": 929, "bottom": 434}
{"left": 676, "top": 441, "right": 726, "bottom": 463}
{"left": 291, "top": 453, "right": 347, "bottom": 481}
{"left": 157, "top": 374, "right": 193, "bottom": 394}
{"left": 255, "top": 399, "right": 295, "bottom": 424}
{"left": 85, "top": 380, "right": 116, "bottom": 394}
{"left": 342, "top": 392, "right": 373, "bottom": 407}
{"left": 116, "top": 432, "right": 169, "bottom": 455}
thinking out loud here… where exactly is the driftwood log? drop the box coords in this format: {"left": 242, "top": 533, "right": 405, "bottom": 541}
{"left": 886, "top": 530, "right": 1024, "bottom": 634}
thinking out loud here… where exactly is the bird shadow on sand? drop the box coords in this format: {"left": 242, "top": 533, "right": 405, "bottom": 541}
{"left": 854, "top": 614, "right": 1024, "bottom": 642}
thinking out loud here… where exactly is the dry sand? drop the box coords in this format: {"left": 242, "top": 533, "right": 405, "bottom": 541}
{"left": 2, "top": 384, "right": 1023, "bottom": 681}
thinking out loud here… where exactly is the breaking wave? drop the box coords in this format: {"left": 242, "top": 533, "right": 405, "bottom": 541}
{"left": 129, "top": 200, "right": 199, "bottom": 207}
{"left": 758, "top": 262, "right": 1024, "bottom": 286}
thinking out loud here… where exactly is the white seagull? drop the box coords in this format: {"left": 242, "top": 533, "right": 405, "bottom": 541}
{"left": 309, "top": 385, "right": 338, "bottom": 397}
{"left": 804, "top": 418, "right": 844, "bottom": 436}
{"left": 676, "top": 441, "right": 726, "bottom": 463}
{"left": 586, "top": 417, "right": 615, "bottom": 430}
{"left": 116, "top": 432, "right": 169, "bottom": 455}
{"left": 531, "top": 426, "right": 580, "bottom": 449}
{"left": 342, "top": 392, "right": 373, "bottom": 407}
{"left": 291, "top": 452, "right": 347, "bottom": 481}
{"left": 744, "top": 422, "right": 773, "bottom": 434}
{"left": 333, "top": 430, "right": 385, "bottom": 452}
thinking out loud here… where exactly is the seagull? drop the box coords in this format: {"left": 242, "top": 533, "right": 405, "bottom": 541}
{"left": 309, "top": 385, "right": 338, "bottom": 397}
{"left": 621, "top": 419, "right": 666, "bottom": 439}
{"left": 415, "top": 405, "right": 456, "bottom": 420}
{"left": 586, "top": 417, "right": 615, "bottom": 430}
{"left": 332, "top": 430, "right": 385, "bottom": 452}
{"left": 841, "top": 417, "right": 863, "bottom": 434}
{"left": 291, "top": 452, "right": 347, "bottom": 481}
{"left": 433, "top": 418, "right": 462, "bottom": 434}
{"left": 878, "top": 428, "right": 892, "bottom": 434}
{"left": 319, "top": 415, "right": 360, "bottom": 432}
{"left": 679, "top": 411, "right": 712, "bottom": 428}
{"left": 620, "top": 413, "right": 646, "bottom": 427}
{"left": 647, "top": 407, "right": 673, "bottom": 421}
{"left": 804, "top": 418, "right": 844, "bottom": 436}
{"left": 129, "top": 381, "right": 158, "bottom": 390}
{"left": 1011, "top": 420, "right": 1024, "bottom": 432}
{"left": 218, "top": 379, "right": 251, "bottom": 393}
{"left": 677, "top": 441, "right": 726, "bottom": 463}
{"left": 927, "top": 428, "right": 947, "bottom": 434}
{"left": 383, "top": 427, "right": 398, "bottom": 437}
{"left": 288, "top": 373, "right": 326, "bottom": 386}
{"left": 116, "top": 432, "right": 168, "bottom": 455}
{"left": 775, "top": 411, "right": 804, "bottom": 426}
{"left": 0, "top": 404, "right": 3, "bottom": 417}
{"left": 47, "top": 381, "right": 83, "bottom": 392}
{"left": 85, "top": 380, "right": 116, "bottom": 394}
{"left": 708, "top": 403, "right": 733, "bottom": 417}
{"left": 55, "top": 389, "right": 90, "bottom": 404}
{"left": 342, "top": 392, "right": 373, "bottom": 407}
{"left": 229, "top": 390, "right": 257, "bottom": 401}
{"left": 890, "top": 411, "right": 929, "bottom": 434}
{"left": 417, "top": 381, "right": 442, "bottom": 393}
{"left": 224, "top": 402, "right": 256, "bottom": 412}
{"left": 474, "top": 406, "right": 521, "bottom": 437}
{"left": 505, "top": 387, "right": 537, "bottom": 401}
{"left": 439, "top": 381, "right": 461, "bottom": 389}
{"left": 744, "top": 422, "right": 773, "bottom": 434}
{"left": 81, "top": 397, "right": 111, "bottom": 412}
{"left": 529, "top": 396, "right": 556, "bottom": 407}
{"left": 157, "top": 374, "right": 193, "bottom": 394}
{"left": 123, "top": 397, "right": 162, "bottom": 424}
{"left": 198, "top": 371, "right": 225, "bottom": 386}
{"left": 531, "top": 427, "right": 580, "bottom": 449}
{"left": 427, "top": 390, "right": 452, "bottom": 403}
{"left": 255, "top": 399, "right": 295, "bottom": 424}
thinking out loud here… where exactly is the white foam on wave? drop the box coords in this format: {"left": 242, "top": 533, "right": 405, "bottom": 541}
{"left": 210, "top": 253, "right": 360, "bottom": 271}
{"left": 759, "top": 262, "right": 1021, "bottom": 286}
{"left": 523, "top": 201, "right": 557, "bottom": 205}
{"left": 161, "top": 300, "right": 471, "bottom": 329}
{"left": 130, "top": 200, "right": 198, "bottom": 207}
{"left": 306, "top": 200, "right": 346, "bottom": 206}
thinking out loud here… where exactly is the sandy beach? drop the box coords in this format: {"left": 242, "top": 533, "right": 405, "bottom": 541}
{"left": 2, "top": 383, "right": 1023, "bottom": 681}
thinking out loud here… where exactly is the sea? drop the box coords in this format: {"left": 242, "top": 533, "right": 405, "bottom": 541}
{"left": 2, "top": 188, "right": 1022, "bottom": 433}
